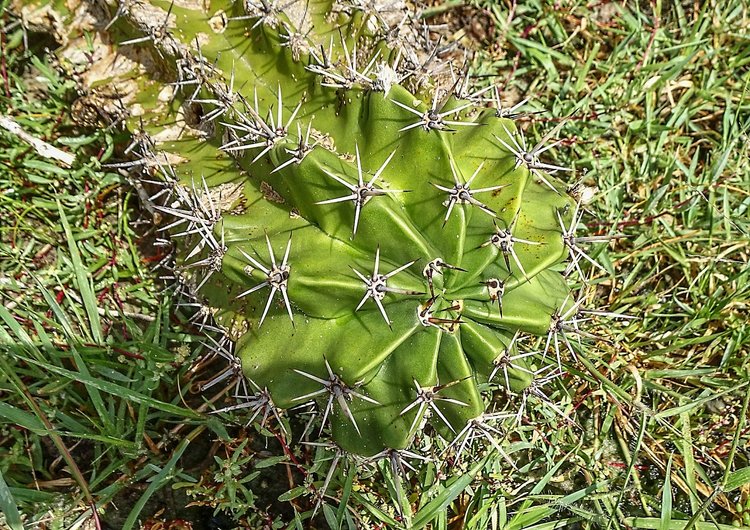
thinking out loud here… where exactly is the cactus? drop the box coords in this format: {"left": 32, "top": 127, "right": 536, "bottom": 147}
{"left": 84, "top": 0, "right": 603, "bottom": 457}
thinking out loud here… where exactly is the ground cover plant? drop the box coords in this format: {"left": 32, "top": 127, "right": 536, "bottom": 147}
{"left": 0, "top": 0, "right": 749, "bottom": 529}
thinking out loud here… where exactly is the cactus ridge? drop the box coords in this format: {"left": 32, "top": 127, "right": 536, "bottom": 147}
{"left": 88, "top": 0, "right": 618, "bottom": 458}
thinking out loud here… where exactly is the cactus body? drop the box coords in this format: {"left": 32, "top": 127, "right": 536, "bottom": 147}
{"left": 97, "top": 0, "right": 579, "bottom": 455}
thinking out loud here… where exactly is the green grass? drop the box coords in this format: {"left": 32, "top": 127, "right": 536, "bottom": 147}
{"left": 1, "top": 0, "right": 749, "bottom": 529}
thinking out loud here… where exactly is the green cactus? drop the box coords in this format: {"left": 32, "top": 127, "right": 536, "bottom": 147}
{"left": 94, "top": 0, "right": 599, "bottom": 457}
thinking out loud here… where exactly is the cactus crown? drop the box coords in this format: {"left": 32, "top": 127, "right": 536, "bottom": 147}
{"left": 101, "top": 0, "right": 596, "bottom": 457}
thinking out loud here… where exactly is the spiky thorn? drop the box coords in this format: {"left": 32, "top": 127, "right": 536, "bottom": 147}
{"left": 305, "top": 37, "right": 339, "bottom": 81}
{"left": 296, "top": 404, "right": 319, "bottom": 443}
{"left": 488, "top": 86, "right": 532, "bottom": 119}
{"left": 219, "top": 98, "right": 264, "bottom": 154}
{"left": 139, "top": 156, "right": 180, "bottom": 204}
{"left": 198, "top": 333, "right": 247, "bottom": 396}
{"left": 339, "top": 0, "right": 407, "bottom": 33}
{"left": 417, "top": 297, "right": 463, "bottom": 330}
{"left": 179, "top": 222, "right": 227, "bottom": 292}
{"left": 481, "top": 212, "right": 542, "bottom": 281}
{"left": 105, "top": 132, "right": 168, "bottom": 170}
{"left": 434, "top": 159, "right": 507, "bottom": 226}
{"left": 103, "top": 149, "right": 155, "bottom": 171}
{"left": 104, "top": 0, "right": 135, "bottom": 30}
{"left": 178, "top": 300, "right": 223, "bottom": 334}
{"left": 236, "top": 233, "right": 294, "bottom": 327}
{"left": 364, "top": 447, "right": 430, "bottom": 516}
{"left": 191, "top": 63, "right": 242, "bottom": 123}
{"left": 155, "top": 175, "right": 220, "bottom": 244}
{"left": 149, "top": 238, "right": 176, "bottom": 278}
{"left": 371, "top": 50, "right": 407, "bottom": 95}
{"left": 517, "top": 366, "right": 578, "bottom": 428}
{"left": 556, "top": 201, "right": 614, "bottom": 279}
{"left": 381, "top": 9, "right": 415, "bottom": 51}
{"left": 268, "top": 84, "right": 303, "bottom": 141}
{"left": 422, "top": 258, "right": 466, "bottom": 297}
{"left": 303, "top": 441, "right": 351, "bottom": 519}
{"left": 398, "top": 33, "right": 452, "bottom": 88}
{"left": 119, "top": 0, "right": 174, "bottom": 48}
{"left": 221, "top": 85, "right": 302, "bottom": 164}
{"left": 400, "top": 379, "right": 469, "bottom": 435}
{"left": 123, "top": 117, "right": 154, "bottom": 157}
{"left": 493, "top": 121, "right": 573, "bottom": 194}
{"left": 544, "top": 295, "right": 600, "bottom": 372}
{"left": 228, "top": 0, "right": 300, "bottom": 30}
{"left": 482, "top": 278, "right": 506, "bottom": 317}
{"left": 212, "top": 377, "right": 286, "bottom": 431}
{"left": 447, "top": 60, "right": 495, "bottom": 103}
{"left": 351, "top": 246, "right": 422, "bottom": 328}
{"left": 278, "top": 2, "right": 312, "bottom": 62}
{"left": 390, "top": 89, "right": 480, "bottom": 132}
{"left": 549, "top": 295, "right": 636, "bottom": 366}
{"left": 271, "top": 121, "right": 319, "bottom": 173}
{"left": 487, "top": 330, "right": 537, "bottom": 393}
{"left": 292, "top": 359, "right": 379, "bottom": 436}
{"left": 447, "top": 413, "right": 517, "bottom": 467}
{"left": 171, "top": 37, "right": 217, "bottom": 104}
{"left": 316, "top": 145, "right": 407, "bottom": 236}
{"left": 335, "top": 37, "right": 382, "bottom": 90}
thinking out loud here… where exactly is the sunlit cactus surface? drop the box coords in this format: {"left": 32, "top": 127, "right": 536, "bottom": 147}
{"left": 84, "top": 0, "right": 606, "bottom": 456}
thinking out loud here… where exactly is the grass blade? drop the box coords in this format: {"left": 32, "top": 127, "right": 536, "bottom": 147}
{"left": 56, "top": 199, "right": 104, "bottom": 343}
{"left": 0, "top": 470, "right": 24, "bottom": 530}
